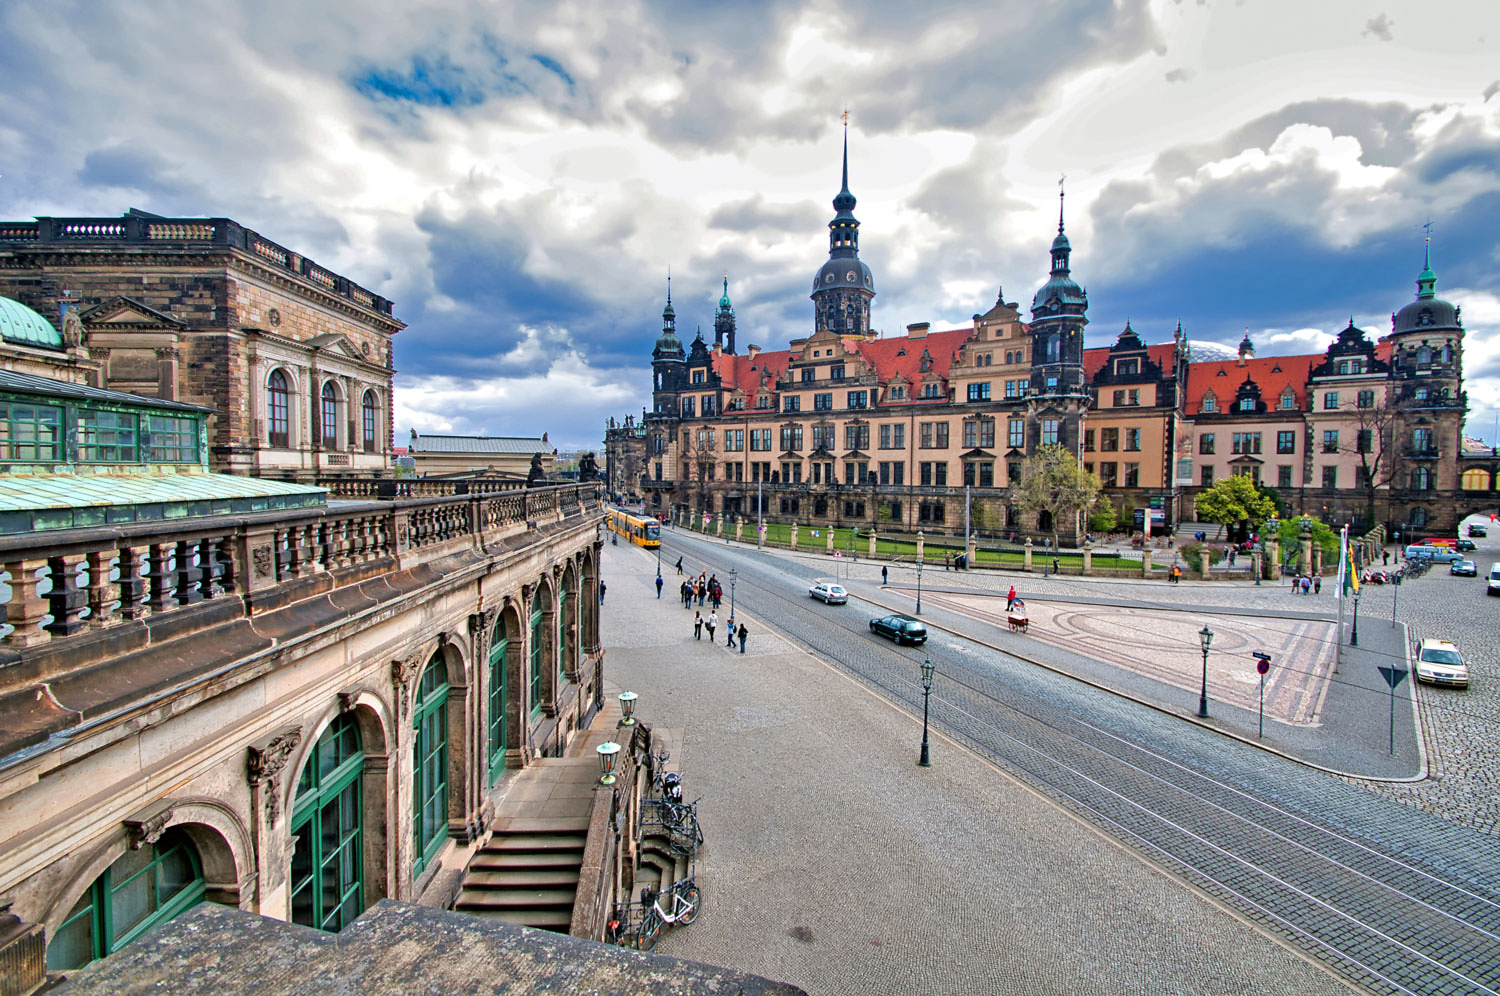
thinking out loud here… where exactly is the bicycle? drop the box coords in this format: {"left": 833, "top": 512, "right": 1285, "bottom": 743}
{"left": 636, "top": 876, "right": 701, "bottom": 950}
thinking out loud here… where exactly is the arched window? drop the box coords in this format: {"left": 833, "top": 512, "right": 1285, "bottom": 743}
{"left": 412, "top": 656, "right": 450, "bottom": 876}
{"left": 1416, "top": 345, "right": 1432, "bottom": 365}
{"left": 1461, "top": 468, "right": 1492, "bottom": 491}
{"left": 46, "top": 830, "right": 205, "bottom": 971}
{"left": 268, "top": 370, "right": 290, "bottom": 448}
{"left": 320, "top": 382, "right": 339, "bottom": 448}
{"left": 362, "top": 391, "right": 379, "bottom": 453}
{"left": 529, "top": 600, "right": 544, "bottom": 715}
{"left": 1409, "top": 506, "right": 1428, "bottom": 527}
{"left": 1046, "top": 335, "right": 1060, "bottom": 363}
{"left": 1201, "top": 392, "right": 1217, "bottom": 413}
{"left": 1279, "top": 389, "right": 1296, "bottom": 410}
{"left": 558, "top": 584, "right": 573, "bottom": 686}
{"left": 290, "top": 713, "right": 364, "bottom": 932}
{"left": 1410, "top": 468, "right": 1433, "bottom": 491}
{"left": 488, "top": 617, "right": 508, "bottom": 781}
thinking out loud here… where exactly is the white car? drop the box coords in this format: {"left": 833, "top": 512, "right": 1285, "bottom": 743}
{"left": 809, "top": 582, "right": 848, "bottom": 605}
{"left": 1415, "top": 638, "right": 1469, "bottom": 689}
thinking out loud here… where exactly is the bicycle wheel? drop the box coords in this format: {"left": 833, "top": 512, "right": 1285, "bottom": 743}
{"left": 678, "top": 886, "right": 702, "bottom": 925}
{"left": 637, "top": 910, "right": 663, "bottom": 951}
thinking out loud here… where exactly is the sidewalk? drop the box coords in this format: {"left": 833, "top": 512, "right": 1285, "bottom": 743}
{"left": 599, "top": 541, "right": 1350, "bottom": 996}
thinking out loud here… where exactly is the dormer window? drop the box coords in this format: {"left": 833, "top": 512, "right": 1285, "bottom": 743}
{"left": 1279, "top": 389, "right": 1296, "bottom": 411}
{"left": 1202, "top": 392, "right": 1217, "bottom": 413}
{"left": 1237, "top": 396, "right": 1255, "bottom": 413}
{"left": 1115, "top": 358, "right": 1139, "bottom": 377}
{"left": 692, "top": 370, "right": 704, "bottom": 384}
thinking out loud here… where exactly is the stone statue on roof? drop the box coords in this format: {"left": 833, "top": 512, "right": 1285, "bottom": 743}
{"left": 526, "top": 452, "right": 544, "bottom": 487}
{"left": 578, "top": 451, "right": 599, "bottom": 482}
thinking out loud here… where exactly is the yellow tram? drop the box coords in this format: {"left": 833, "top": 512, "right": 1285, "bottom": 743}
{"left": 607, "top": 509, "right": 662, "bottom": 548}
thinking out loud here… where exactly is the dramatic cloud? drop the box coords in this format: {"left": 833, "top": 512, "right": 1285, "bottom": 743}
{"left": 1, "top": 0, "right": 1499, "bottom": 447}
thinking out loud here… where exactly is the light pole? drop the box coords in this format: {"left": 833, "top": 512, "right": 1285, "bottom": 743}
{"left": 915, "top": 558, "right": 924, "bottom": 614}
{"left": 1351, "top": 586, "right": 1361, "bottom": 646}
{"left": 918, "top": 657, "right": 935, "bottom": 767}
{"left": 728, "top": 567, "right": 737, "bottom": 620}
{"left": 1197, "top": 624, "right": 1214, "bottom": 719}
{"left": 757, "top": 479, "right": 764, "bottom": 549}
{"left": 655, "top": 534, "right": 662, "bottom": 576}
{"left": 1392, "top": 570, "right": 1401, "bottom": 628}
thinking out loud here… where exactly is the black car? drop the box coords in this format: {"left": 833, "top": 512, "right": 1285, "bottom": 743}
{"left": 869, "top": 614, "right": 928, "bottom": 646}
{"left": 1470, "top": 523, "right": 1488, "bottom": 538}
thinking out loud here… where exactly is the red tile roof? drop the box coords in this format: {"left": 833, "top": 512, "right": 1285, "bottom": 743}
{"left": 1082, "top": 343, "right": 1178, "bottom": 380}
{"left": 709, "top": 328, "right": 976, "bottom": 394}
{"left": 1185, "top": 354, "right": 1316, "bottom": 415}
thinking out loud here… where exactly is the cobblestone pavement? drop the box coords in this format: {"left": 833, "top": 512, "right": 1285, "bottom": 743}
{"left": 601, "top": 541, "right": 1354, "bottom": 996}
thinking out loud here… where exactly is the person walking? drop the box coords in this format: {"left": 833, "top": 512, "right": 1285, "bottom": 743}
{"left": 945, "top": 552, "right": 952, "bottom": 571}
{"left": 1006, "top": 584, "right": 1017, "bottom": 611}
{"left": 675, "top": 556, "right": 684, "bottom": 576}
{"left": 725, "top": 616, "right": 736, "bottom": 647}
{"left": 705, "top": 611, "right": 717, "bottom": 643}
{"left": 694, "top": 611, "right": 703, "bottom": 640}
{"left": 737, "top": 621, "right": 748, "bottom": 654}
{"left": 881, "top": 566, "right": 888, "bottom": 585}
{"left": 697, "top": 580, "right": 707, "bottom": 606}
{"left": 599, "top": 581, "right": 607, "bottom": 603}
{"left": 1382, "top": 550, "right": 1390, "bottom": 566}
{"left": 1314, "top": 575, "right": 1322, "bottom": 595}
{"left": 655, "top": 575, "right": 664, "bottom": 599}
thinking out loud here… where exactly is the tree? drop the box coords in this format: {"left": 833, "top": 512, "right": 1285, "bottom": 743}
{"left": 1334, "top": 395, "right": 1409, "bottom": 531}
{"left": 1012, "top": 444, "right": 1102, "bottom": 549}
{"left": 1088, "top": 500, "right": 1118, "bottom": 535}
{"left": 1194, "top": 474, "right": 1277, "bottom": 538}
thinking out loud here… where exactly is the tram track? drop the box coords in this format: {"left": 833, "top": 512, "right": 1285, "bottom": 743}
{"left": 660, "top": 533, "right": 1500, "bottom": 996}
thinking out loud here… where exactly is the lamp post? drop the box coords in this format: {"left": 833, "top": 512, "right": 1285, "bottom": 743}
{"left": 597, "top": 741, "right": 621, "bottom": 785}
{"left": 1197, "top": 624, "right": 1214, "bottom": 719}
{"left": 618, "top": 691, "right": 638, "bottom": 725}
{"left": 1351, "top": 587, "right": 1361, "bottom": 646}
{"left": 728, "top": 567, "right": 737, "bottom": 620}
{"left": 1392, "top": 570, "right": 1401, "bottom": 628}
{"left": 918, "top": 657, "right": 935, "bottom": 767}
{"left": 757, "top": 478, "right": 764, "bottom": 549}
{"left": 915, "top": 558, "right": 924, "bottom": 615}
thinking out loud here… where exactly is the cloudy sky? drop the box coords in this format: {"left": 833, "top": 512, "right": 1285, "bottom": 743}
{"left": 3, "top": 0, "right": 1498, "bottom": 450}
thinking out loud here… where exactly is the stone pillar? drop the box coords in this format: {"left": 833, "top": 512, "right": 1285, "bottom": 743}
{"left": 716, "top": 518, "right": 723, "bottom": 537}
{"left": 1265, "top": 536, "right": 1281, "bottom": 580}
{"left": 1024, "top": 538, "right": 1033, "bottom": 572}
{"left": 790, "top": 522, "right": 799, "bottom": 550}
{"left": 736, "top": 517, "right": 744, "bottom": 543}
{"left": 967, "top": 532, "right": 977, "bottom": 567}
{"left": 827, "top": 529, "right": 835, "bottom": 553}
{"left": 1201, "top": 549, "right": 1212, "bottom": 580}
{"left": 1082, "top": 544, "right": 1093, "bottom": 575}
{"left": 1141, "top": 549, "right": 1152, "bottom": 578}
{"left": 1298, "top": 519, "right": 1313, "bottom": 576}
{"left": 868, "top": 531, "right": 878, "bottom": 559}
{"left": 916, "top": 531, "right": 925, "bottom": 564}
{"left": 1313, "top": 546, "right": 1323, "bottom": 576}
{"left": 2, "top": 558, "right": 50, "bottom": 646}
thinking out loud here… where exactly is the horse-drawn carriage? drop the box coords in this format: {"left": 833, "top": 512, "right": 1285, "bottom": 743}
{"left": 1006, "top": 598, "right": 1029, "bottom": 633}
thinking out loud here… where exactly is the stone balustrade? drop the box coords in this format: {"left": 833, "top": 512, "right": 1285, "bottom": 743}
{"left": 316, "top": 476, "right": 529, "bottom": 499}
{"left": 0, "top": 482, "right": 602, "bottom": 655}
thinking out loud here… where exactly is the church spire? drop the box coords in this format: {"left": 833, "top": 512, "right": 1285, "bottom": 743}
{"left": 715, "top": 274, "right": 737, "bottom": 354}
{"left": 1416, "top": 222, "right": 1437, "bottom": 300}
{"left": 811, "top": 112, "right": 876, "bottom": 336}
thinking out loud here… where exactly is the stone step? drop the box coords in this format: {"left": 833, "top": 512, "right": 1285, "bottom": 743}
{"left": 458, "top": 908, "right": 574, "bottom": 929}
{"left": 454, "top": 887, "right": 578, "bottom": 910}
{"left": 469, "top": 849, "right": 584, "bottom": 870}
{"left": 482, "top": 832, "right": 588, "bottom": 852}
{"left": 462, "top": 868, "right": 580, "bottom": 888}
{"left": 489, "top": 817, "right": 591, "bottom": 834}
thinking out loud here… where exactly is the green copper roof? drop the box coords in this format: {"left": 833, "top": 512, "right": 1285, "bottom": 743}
{"left": 719, "top": 276, "right": 732, "bottom": 310}
{"left": 0, "top": 296, "right": 63, "bottom": 350}
{"left": 1416, "top": 240, "right": 1437, "bottom": 300}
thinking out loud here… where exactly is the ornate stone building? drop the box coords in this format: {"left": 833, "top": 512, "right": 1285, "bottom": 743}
{"left": 605, "top": 149, "right": 1491, "bottom": 538}
{"left": 0, "top": 210, "right": 400, "bottom": 480}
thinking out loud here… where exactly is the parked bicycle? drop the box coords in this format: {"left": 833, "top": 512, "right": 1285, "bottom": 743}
{"left": 636, "top": 877, "right": 701, "bottom": 950}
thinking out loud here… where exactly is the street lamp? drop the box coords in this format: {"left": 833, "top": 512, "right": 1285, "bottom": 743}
{"left": 1351, "top": 586, "right": 1361, "bottom": 646}
{"left": 597, "top": 741, "right": 621, "bottom": 784}
{"left": 918, "top": 657, "right": 935, "bottom": 767}
{"left": 728, "top": 567, "right": 737, "bottom": 620}
{"left": 915, "top": 558, "right": 924, "bottom": 615}
{"left": 1197, "top": 625, "right": 1214, "bottom": 719}
{"left": 618, "top": 691, "right": 638, "bottom": 725}
{"left": 1392, "top": 570, "right": 1402, "bottom": 628}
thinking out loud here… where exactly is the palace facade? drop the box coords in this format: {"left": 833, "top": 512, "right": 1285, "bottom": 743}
{"left": 609, "top": 144, "right": 1490, "bottom": 539}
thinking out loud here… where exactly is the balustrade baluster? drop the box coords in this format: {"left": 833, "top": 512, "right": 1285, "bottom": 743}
{"left": 335, "top": 520, "right": 354, "bottom": 569}
{"left": 3, "top": 559, "right": 50, "bottom": 646}
{"left": 198, "top": 536, "right": 225, "bottom": 599}
{"left": 86, "top": 549, "right": 118, "bottom": 627}
{"left": 45, "top": 555, "right": 88, "bottom": 637}
{"left": 146, "top": 543, "right": 174, "bottom": 612}
{"left": 118, "top": 545, "right": 148, "bottom": 619}
{"left": 174, "top": 540, "right": 204, "bottom": 605}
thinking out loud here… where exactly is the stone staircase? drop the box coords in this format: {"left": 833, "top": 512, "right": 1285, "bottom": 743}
{"left": 453, "top": 817, "right": 588, "bottom": 931}
{"left": 633, "top": 803, "right": 700, "bottom": 901}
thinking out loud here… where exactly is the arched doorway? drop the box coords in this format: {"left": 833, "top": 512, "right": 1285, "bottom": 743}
{"left": 46, "top": 829, "right": 206, "bottom": 971}
{"left": 560, "top": 564, "right": 577, "bottom": 684}
{"left": 289, "top": 712, "right": 365, "bottom": 932}
{"left": 488, "top": 614, "right": 509, "bottom": 782}
{"left": 412, "top": 654, "right": 450, "bottom": 876}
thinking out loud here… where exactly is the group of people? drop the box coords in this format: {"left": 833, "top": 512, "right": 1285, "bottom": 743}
{"left": 1290, "top": 573, "right": 1321, "bottom": 595}
{"left": 677, "top": 569, "right": 723, "bottom": 610}
{"left": 651, "top": 558, "right": 747, "bottom": 653}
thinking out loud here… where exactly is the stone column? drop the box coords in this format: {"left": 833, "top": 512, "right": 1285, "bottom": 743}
{"left": 2, "top": 558, "right": 50, "bottom": 646}
{"left": 735, "top": 517, "right": 744, "bottom": 542}
{"left": 1298, "top": 519, "right": 1313, "bottom": 576}
{"left": 826, "top": 529, "right": 835, "bottom": 554}
{"left": 1313, "top": 545, "right": 1323, "bottom": 576}
{"left": 1265, "top": 536, "right": 1281, "bottom": 579}
{"left": 868, "top": 531, "right": 878, "bottom": 558}
{"left": 1082, "top": 544, "right": 1093, "bottom": 575}
{"left": 916, "top": 531, "right": 925, "bottom": 564}
{"left": 716, "top": 518, "right": 723, "bottom": 537}
{"left": 967, "top": 532, "right": 977, "bottom": 567}
{"left": 1141, "top": 549, "right": 1153, "bottom": 578}
{"left": 1201, "top": 549, "right": 1212, "bottom": 580}
{"left": 1023, "top": 538, "right": 1033, "bottom": 572}
{"left": 790, "top": 522, "right": 799, "bottom": 550}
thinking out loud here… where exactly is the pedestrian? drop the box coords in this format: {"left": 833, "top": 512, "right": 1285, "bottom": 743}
{"left": 882, "top": 566, "right": 888, "bottom": 585}
{"left": 1006, "top": 584, "right": 1017, "bottom": 611}
{"left": 675, "top": 556, "right": 684, "bottom": 576}
{"left": 1303, "top": 576, "right": 1312, "bottom": 595}
{"left": 1314, "top": 575, "right": 1321, "bottom": 595}
{"left": 1229, "top": 548, "right": 1237, "bottom": 566}
{"left": 599, "top": 581, "right": 606, "bottom": 604}
{"left": 737, "top": 621, "right": 748, "bottom": 654}
{"left": 694, "top": 611, "right": 703, "bottom": 640}
{"left": 945, "top": 552, "right": 952, "bottom": 571}
{"left": 1052, "top": 556, "right": 1060, "bottom": 575}
{"left": 655, "top": 575, "right": 664, "bottom": 599}
{"left": 1382, "top": 550, "right": 1390, "bottom": 566}
{"left": 705, "top": 611, "right": 717, "bottom": 643}
{"left": 725, "top": 617, "right": 736, "bottom": 647}
{"left": 697, "top": 580, "right": 706, "bottom": 606}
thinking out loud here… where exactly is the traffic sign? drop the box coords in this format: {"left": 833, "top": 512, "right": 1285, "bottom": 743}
{"left": 1256, "top": 658, "right": 1270, "bottom": 675}
{"left": 1378, "top": 666, "right": 1408, "bottom": 689}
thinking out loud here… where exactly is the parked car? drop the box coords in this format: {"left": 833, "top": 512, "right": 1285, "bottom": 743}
{"left": 1456, "top": 538, "right": 1477, "bottom": 553}
{"left": 1470, "top": 523, "right": 1488, "bottom": 538}
{"left": 869, "top": 614, "right": 928, "bottom": 646}
{"left": 1405, "top": 545, "right": 1462, "bottom": 563}
{"left": 1488, "top": 562, "right": 1500, "bottom": 596}
{"left": 809, "top": 581, "right": 848, "bottom": 604}
{"left": 1450, "top": 559, "right": 1477, "bottom": 577}
{"left": 1414, "top": 638, "right": 1469, "bottom": 689}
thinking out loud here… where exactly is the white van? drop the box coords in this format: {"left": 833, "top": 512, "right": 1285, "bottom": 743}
{"left": 1488, "top": 562, "right": 1500, "bottom": 597}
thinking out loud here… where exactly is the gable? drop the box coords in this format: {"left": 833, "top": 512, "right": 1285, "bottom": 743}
{"left": 78, "top": 296, "right": 186, "bottom": 329}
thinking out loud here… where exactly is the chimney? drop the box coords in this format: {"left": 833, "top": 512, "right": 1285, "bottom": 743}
{"left": 906, "top": 322, "right": 930, "bottom": 339}
{"left": 747, "top": 344, "right": 761, "bottom": 360}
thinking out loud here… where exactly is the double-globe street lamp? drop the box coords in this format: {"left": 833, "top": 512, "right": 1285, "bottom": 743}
{"left": 918, "top": 657, "right": 935, "bottom": 767}
{"left": 729, "top": 567, "right": 737, "bottom": 621}
{"left": 915, "top": 557, "right": 924, "bottom": 615}
{"left": 1198, "top": 624, "right": 1214, "bottom": 719}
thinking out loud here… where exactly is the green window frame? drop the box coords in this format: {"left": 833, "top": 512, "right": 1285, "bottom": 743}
{"left": 146, "top": 415, "right": 200, "bottom": 463}
{"left": 488, "top": 617, "right": 509, "bottom": 781}
{"left": 46, "top": 830, "right": 205, "bottom": 972}
{"left": 0, "top": 401, "right": 63, "bottom": 462}
{"left": 412, "top": 656, "right": 450, "bottom": 876}
{"left": 78, "top": 410, "right": 139, "bottom": 462}
{"left": 529, "top": 603, "right": 544, "bottom": 717}
{"left": 290, "top": 712, "right": 365, "bottom": 933}
{"left": 557, "top": 587, "right": 572, "bottom": 686}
